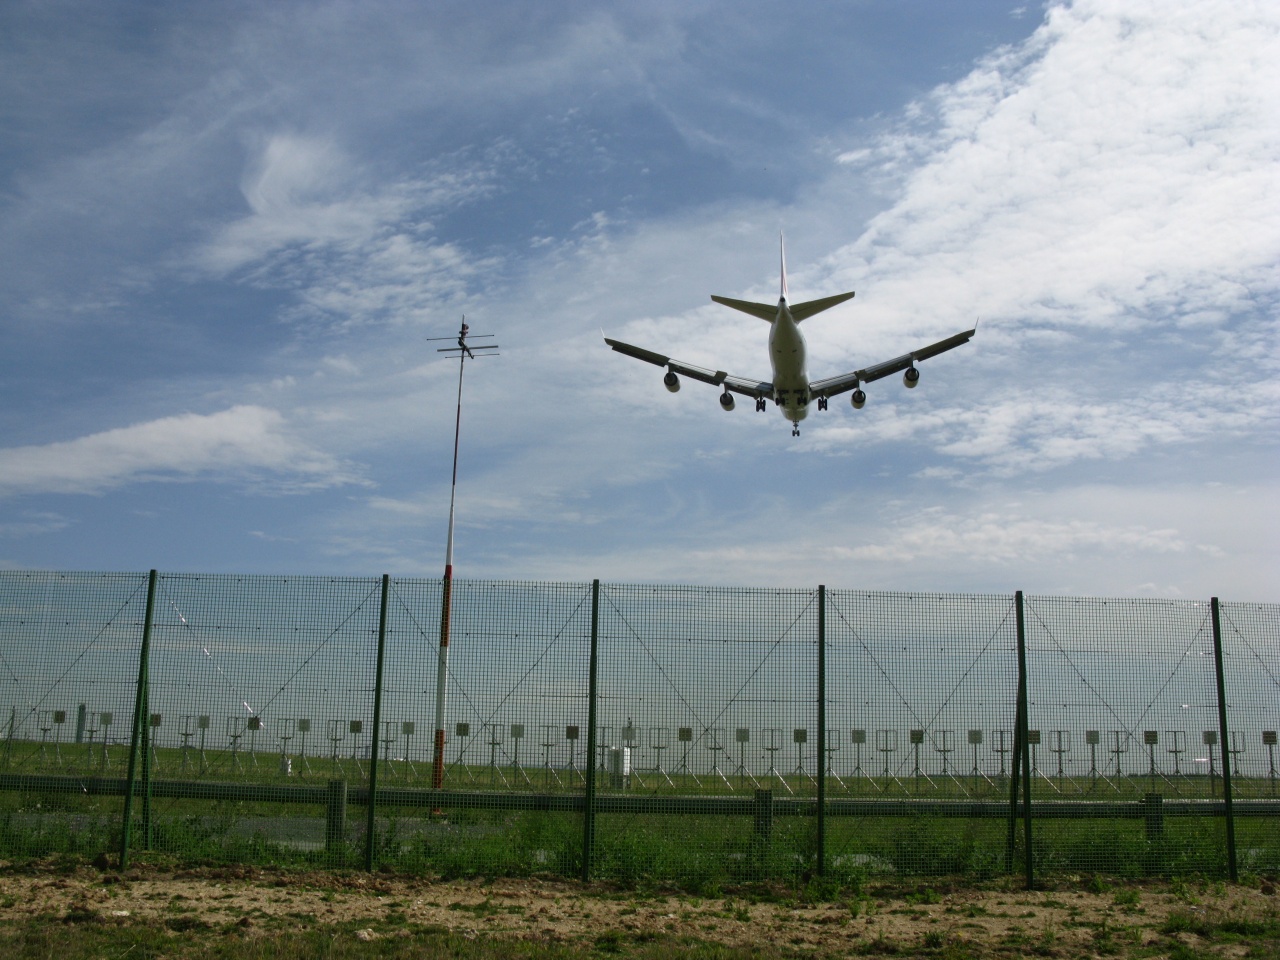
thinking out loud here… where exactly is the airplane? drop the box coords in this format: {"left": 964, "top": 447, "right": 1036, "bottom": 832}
{"left": 604, "top": 236, "right": 976, "bottom": 436}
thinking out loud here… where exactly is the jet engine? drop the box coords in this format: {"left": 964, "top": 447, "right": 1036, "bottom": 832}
{"left": 663, "top": 371, "right": 680, "bottom": 393}
{"left": 850, "top": 388, "right": 866, "bottom": 409}
{"left": 719, "top": 391, "right": 735, "bottom": 411}
{"left": 903, "top": 365, "right": 920, "bottom": 388}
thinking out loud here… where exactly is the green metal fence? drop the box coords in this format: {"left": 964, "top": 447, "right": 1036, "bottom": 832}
{"left": 0, "top": 570, "right": 1275, "bottom": 887}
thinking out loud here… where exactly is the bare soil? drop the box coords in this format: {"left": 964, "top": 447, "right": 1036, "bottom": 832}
{"left": 1, "top": 861, "right": 1277, "bottom": 957}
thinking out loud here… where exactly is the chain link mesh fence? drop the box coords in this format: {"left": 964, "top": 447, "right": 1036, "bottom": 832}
{"left": 0, "top": 570, "right": 1275, "bottom": 885}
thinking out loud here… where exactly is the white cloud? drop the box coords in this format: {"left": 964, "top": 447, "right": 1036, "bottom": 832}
{"left": 189, "top": 133, "right": 503, "bottom": 328}
{"left": 828, "top": 0, "right": 1280, "bottom": 345}
{"left": 0, "top": 405, "right": 366, "bottom": 498}
{"left": 0, "top": 511, "right": 72, "bottom": 538}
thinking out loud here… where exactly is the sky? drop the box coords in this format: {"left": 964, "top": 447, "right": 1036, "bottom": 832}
{"left": 0, "top": 0, "right": 1277, "bottom": 601}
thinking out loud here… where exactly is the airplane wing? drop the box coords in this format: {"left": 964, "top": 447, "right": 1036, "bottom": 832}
{"left": 809, "top": 325, "right": 977, "bottom": 400}
{"left": 604, "top": 336, "right": 773, "bottom": 399}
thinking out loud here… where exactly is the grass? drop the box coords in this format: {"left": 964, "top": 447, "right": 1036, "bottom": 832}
{"left": 2, "top": 741, "right": 1279, "bottom": 885}
{"left": 0, "top": 919, "right": 782, "bottom": 960}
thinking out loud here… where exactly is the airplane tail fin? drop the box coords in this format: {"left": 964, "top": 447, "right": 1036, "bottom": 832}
{"left": 710, "top": 232, "right": 854, "bottom": 321}
{"left": 780, "top": 231, "right": 788, "bottom": 303}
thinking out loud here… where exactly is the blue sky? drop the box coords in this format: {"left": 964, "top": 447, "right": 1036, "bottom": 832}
{"left": 1, "top": 0, "right": 1276, "bottom": 599}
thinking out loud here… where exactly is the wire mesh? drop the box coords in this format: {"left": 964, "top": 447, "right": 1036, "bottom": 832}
{"left": 595, "top": 583, "right": 819, "bottom": 884}
{"left": 825, "top": 590, "right": 1019, "bottom": 879}
{"left": 0, "top": 570, "right": 150, "bottom": 858}
{"left": 1022, "top": 596, "right": 1232, "bottom": 876}
{"left": 373, "top": 578, "right": 593, "bottom": 877}
{"left": 1218, "top": 601, "right": 1280, "bottom": 872}
{"left": 144, "top": 574, "right": 383, "bottom": 865}
{"left": 0, "top": 572, "right": 1275, "bottom": 883}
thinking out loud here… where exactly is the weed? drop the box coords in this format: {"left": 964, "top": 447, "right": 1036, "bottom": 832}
{"left": 1112, "top": 887, "right": 1141, "bottom": 912}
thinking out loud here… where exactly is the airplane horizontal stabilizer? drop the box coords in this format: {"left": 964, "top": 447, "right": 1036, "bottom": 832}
{"left": 709, "top": 296, "right": 779, "bottom": 322}
{"left": 788, "top": 290, "right": 855, "bottom": 322}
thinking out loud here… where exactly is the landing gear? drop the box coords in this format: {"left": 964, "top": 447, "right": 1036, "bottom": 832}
{"left": 791, "top": 423, "right": 800, "bottom": 437}
{"left": 755, "top": 397, "right": 767, "bottom": 412}
{"left": 817, "top": 396, "right": 828, "bottom": 411}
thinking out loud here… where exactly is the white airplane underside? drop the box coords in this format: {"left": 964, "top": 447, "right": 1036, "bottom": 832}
{"left": 604, "top": 237, "right": 976, "bottom": 436}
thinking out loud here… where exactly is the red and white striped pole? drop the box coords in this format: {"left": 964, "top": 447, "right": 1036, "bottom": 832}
{"left": 429, "top": 319, "right": 496, "bottom": 790}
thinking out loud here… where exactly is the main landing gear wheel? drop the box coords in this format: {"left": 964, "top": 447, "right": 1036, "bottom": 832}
{"left": 755, "top": 397, "right": 767, "bottom": 412}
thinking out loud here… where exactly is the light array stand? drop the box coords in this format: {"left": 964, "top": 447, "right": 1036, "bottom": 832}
{"left": 622, "top": 723, "right": 645, "bottom": 789}
{"left": 452, "top": 722, "right": 474, "bottom": 782}
{"left": 400, "top": 721, "right": 417, "bottom": 778}
{"left": 735, "top": 728, "right": 761, "bottom": 789}
{"left": 825, "top": 728, "right": 847, "bottom": 791}
{"left": 38, "top": 710, "right": 52, "bottom": 766}
{"left": 851, "top": 729, "right": 867, "bottom": 788}
{"left": 764, "top": 727, "right": 791, "bottom": 794}
{"left": 1050, "top": 730, "right": 1076, "bottom": 793}
{"left": 227, "top": 717, "right": 244, "bottom": 773}
{"left": 934, "top": 729, "right": 963, "bottom": 794}
{"left": 993, "top": 729, "right": 1011, "bottom": 786}
{"left": 1108, "top": 731, "right": 1130, "bottom": 794}
{"left": 706, "top": 728, "right": 732, "bottom": 789}
{"left": 649, "top": 726, "right": 674, "bottom": 788}
{"left": 1203, "top": 730, "right": 1219, "bottom": 797}
{"left": 428, "top": 319, "right": 498, "bottom": 794}
{"left": 327, "top": 720, "right": 344, "bottom": 776}
{"left": 1166, "top": 729, "right": 1187, "bottom": 784}
{"left": 99, "top": 712, "right": 114, "bottom": 770}
{"left": 968, "top": 729, "right": 994, "bottom": 794}
{"left": 179, "top": 715, "right": 195, "bottom": 773}
{"left": 83, "top": 711, "right": 98, "bottom": 770}
{"left": 676, "top": 727, "right": 703, "bottom": 788}
{"left": 511, "top": 723, "right": 533, "bottom": 787}
{"left": 541, "top": 724, "right": 564, "bottom": 789}
{"left": 876, "top": 728, "right": 903, "bottom": 793}
{"left": 380, "top": 721, "right": 398, "bottom": 781}
{"left": 1229, "top": 730, "right": 1244, "bottom": 779}
{"left": 297, "top": 719, "right": 313, "bottom": 776}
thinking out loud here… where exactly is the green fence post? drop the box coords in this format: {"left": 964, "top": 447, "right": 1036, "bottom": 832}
{"left": 582, "top": 579, "right": 600, "bottom": 882}
{"left": 1210, "top": 597, "right": 1238, "bottom": 881}
{"left": 1006, "top": 593, "right": 1021, "bottom": 875}
{"left": 816, "top": 584, "right": 826, "bottom": 877}
{"left": 120, "top": 569, "right": 158, "bottom": 869}
{"left": 365, "top": 574, "right": 390, "bottom": 872}
{"left": 1015, "top": 590, "right": 1033, "bottom": 889}
{"left": 327, "top": 779, "right": 348, "bottom": 858}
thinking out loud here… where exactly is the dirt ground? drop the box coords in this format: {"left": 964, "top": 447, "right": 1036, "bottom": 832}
{"left": 1, "top": 861, "right": 1277, "bottom": 957}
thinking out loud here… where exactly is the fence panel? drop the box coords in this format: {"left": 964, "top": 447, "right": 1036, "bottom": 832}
{"left": 0, "top": 570, "right": 150, "bottom": 859}
{"left": 1219, "top": 601, "right": 1280, "bottom": 873}
{"left": 2, "top": 572, "right": 1278, "bottom": 883}
{"left": 373, "top": 578, "right": 593, "bottom": 876}
{"left": 1022, "top": 596, "right": 1227, "bottom": 876}
{"left": 143, "top": 574, "right": 383, "bottom": 866}
{"left": 824, "top": 590, "right": 1018, "bottom": 878}
{"left": 595, "top": 584, "right": 819, "bottom": 884}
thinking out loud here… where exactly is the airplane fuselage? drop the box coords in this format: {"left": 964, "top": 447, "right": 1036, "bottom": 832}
{"left": 769, "top": 301, "right": 810, "bottom": 423}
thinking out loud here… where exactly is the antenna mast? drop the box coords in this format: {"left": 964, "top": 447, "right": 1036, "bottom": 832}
{"left": 427, "top": 317, "right": 498, "bottom": 790}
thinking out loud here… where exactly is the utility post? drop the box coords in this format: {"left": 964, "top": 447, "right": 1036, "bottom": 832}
{"left": 427, "top": 319, "right": 498, "bottom": 791}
